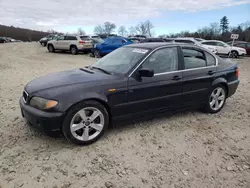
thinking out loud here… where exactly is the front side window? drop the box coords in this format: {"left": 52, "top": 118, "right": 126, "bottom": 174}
{"left": 141, "top": 47, "right": 178, "bottom": 74}
{"left": 57, "top": 36, "right": 64, "bottom": 40}
{"left": 215, "top": 42, "right": 225, "bottom": 47}
{"left": 182, "top": 48, "right": 206, "bottom": 69}
{"left": 202, "top": 42, "right": 216, "bottom": 46}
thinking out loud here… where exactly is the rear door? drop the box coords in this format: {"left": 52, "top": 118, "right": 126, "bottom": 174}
{"left": 181, "top": 47, "right": 217, "bottom": 106}
{"left": 247, "top": 43, "right": 250, "bottom": 55}
{"left": 126, "top": 47, "right": 183, "bottom": 115}
{"left": 63, "top": 36, "right": 77, "bottom": 50}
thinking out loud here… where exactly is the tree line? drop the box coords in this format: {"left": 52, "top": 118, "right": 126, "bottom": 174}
{"left": 0, "top": 25, "right": 62, "bottom": 41}
{"left": 92, "top": 16, "right": 250, "bottom": 42}
{"left": 1, "top": 16, "right": 249, "bottom": 42}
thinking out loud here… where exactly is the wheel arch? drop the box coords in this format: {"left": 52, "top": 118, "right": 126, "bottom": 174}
{"left": 64, "top": 97, "right": 112, "bottom": 124}
{"left": 212, "top": 78, "right": 229, "bottom": 97}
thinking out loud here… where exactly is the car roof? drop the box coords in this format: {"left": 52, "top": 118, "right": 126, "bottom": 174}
{"left": 126, "top": 42, "right": 195, "bottom": 50}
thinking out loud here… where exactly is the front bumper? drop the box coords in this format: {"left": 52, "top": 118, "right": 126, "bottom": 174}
{"left": 227, "top": 80, "right": 240, "bottom": 98}
{"left": 19, "top": 98, "right": 64, "bottom": 133}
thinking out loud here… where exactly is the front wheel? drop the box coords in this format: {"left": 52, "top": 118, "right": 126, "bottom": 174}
{"left": 94, "top": 50, "right": 101, "bottom": 58}
{"left": 229, "top": 51, "right": 238, "bottom": 58}
{"left": 62, "top": 100, "right": 109, "bottom": 145}
{"left": 48, "top": 44, "right": 55, "bottom": 52}
{"left": 204, "top": 85, "right": 227, "bottom": 113}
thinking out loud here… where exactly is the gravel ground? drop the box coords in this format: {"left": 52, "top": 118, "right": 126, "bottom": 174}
{"left": 0, "top": 42, "right": 250, "bottom": 188}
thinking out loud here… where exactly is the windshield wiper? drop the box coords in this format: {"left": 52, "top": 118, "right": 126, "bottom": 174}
{"left": 89, "top": 66, "right": 111, "bottom": 75}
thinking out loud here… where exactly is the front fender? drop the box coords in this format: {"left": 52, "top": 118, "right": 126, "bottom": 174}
{"left": 34, "top": 84, "right": 108, "bottom": 112}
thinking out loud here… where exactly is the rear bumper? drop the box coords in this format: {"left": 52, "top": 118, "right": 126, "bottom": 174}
{"left": 19, "top": 98, "right": 64, "bottom": 133}
{"left": 227, "top": 80, "right": 240, "bottom": 98}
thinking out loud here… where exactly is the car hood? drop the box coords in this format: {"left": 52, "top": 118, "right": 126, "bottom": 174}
{"left": 25, "top": 68, "right": 113, "bottom": 94}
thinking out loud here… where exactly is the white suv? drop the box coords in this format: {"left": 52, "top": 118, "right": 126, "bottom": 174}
{"left": 201, "top": 40, "right": 246, "bottom": 58}
{"left": 47, "top": 35, "right": 92, "bottom": 55}
{"left": 172, "top": 38, "right": 218, "bottom": 54}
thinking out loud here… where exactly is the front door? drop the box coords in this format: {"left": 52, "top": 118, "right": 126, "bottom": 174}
{"left": 126, "top": 47, "right": 183, "bottom": 115}
{"left": 180, "top": 47, "right": 216, "bottom": 106}
{"left": 54, "top": 36, "right": 65, "bottom": 49}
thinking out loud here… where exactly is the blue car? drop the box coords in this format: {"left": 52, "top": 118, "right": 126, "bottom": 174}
{"left": 92, "top": 37, "right": 133, "bottom": 57}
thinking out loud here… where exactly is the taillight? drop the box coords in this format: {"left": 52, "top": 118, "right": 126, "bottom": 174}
{"left": 236, "top": 67, "right": 239, "bottom": 77}
{"left": 79, "top": 40, "right": 85, "bottom": 44}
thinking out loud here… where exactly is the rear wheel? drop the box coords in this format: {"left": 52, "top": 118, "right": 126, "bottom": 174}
{"left": 70, "top": 46, "right": 78, "bottom": 55}
{"left": 48, "top": 44, "right": 55, "bottom": 52}
{"left": 204, "top": 85, "right": 227, "bottom": 113}
{"left": 62, "top": 100, "right": 109, "bottom": 145}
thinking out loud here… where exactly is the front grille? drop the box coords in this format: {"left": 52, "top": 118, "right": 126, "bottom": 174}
{"left": 23, "top": 90, "right": 28, "bottom": 103}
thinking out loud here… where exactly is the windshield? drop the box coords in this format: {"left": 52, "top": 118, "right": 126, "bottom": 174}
{"left": 91, "top": 47, "right": 150, "bottom": 74}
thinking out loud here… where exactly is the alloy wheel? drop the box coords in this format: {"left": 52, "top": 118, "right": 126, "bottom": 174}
{"left": 94, "top": 50, "right": 100, "bottom": 58}
{"left": 209, "top": 87, "right": 226, "bottom": 111}
{"left": 70, "top": 107, "right": 105, "bottom": 141}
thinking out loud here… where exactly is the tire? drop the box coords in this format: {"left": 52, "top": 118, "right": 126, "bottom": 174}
{"left": 229, "top": 51, "right": 238, "bottom": 58}
{"left": 70, "top": 46, "right": 78, "bottom": 55}
{"left": 48, "top": 44, "right": 55, "bottom": 52}
{"left": 203, "top": 85, "right": 227, "bottom": 113}
{"left": 41, "top": 42, "right": 46, "bottom": 47}
{"left": 62, "top": 100, "right": 109, "bottom": 145}
{"left": 94, "top": 50, "right": 101, "bottom": 58}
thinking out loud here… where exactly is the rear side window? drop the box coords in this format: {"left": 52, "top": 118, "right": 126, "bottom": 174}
{"left": 142, "top": 47, "right": 178, "bottom": 74}
{"left": 175, "top": 40, "right": 194, "bottom": 44}
{"left": 65, "top": 36, "right": 77, "bottom": 40}
{"left": 205, "top": 52, "right": 216, "bottom": 66}
{"left": 182, "top": 48, "right": 206, "bottom": 69}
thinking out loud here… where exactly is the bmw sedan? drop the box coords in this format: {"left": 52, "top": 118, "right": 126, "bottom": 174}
{"left": 20, "top": 43, "right": 239, "bottom": 145}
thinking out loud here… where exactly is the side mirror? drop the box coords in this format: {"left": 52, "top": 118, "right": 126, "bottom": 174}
{"left": 138, "top": 68, "right": 154, "bottom": 77}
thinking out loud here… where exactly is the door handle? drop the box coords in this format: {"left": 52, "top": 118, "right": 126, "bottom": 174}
{"left": 172, "top": 75, "right": 181, "bottom": 80}
{"left": 207, "top": 70, "right": 215, "bottom": 75}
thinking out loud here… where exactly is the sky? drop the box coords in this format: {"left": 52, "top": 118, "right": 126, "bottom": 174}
{"left": 0, "top": 0, "right": 249, "bottom": 35}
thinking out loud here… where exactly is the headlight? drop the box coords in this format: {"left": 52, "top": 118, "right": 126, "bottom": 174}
{"left": 30, "top": 97, "right": 58, "bottom": 110}
{"left": 94, "top": 44, "right": 97, "bottom": 48}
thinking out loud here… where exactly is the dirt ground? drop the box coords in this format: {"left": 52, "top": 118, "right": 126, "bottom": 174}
{"left": 0, "top": 42, "right": 250, "bottom": 188}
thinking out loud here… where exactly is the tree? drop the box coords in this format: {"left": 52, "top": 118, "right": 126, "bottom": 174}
{"left": 94, "top": 21, "right": 116, "bottom": 35}
{"left": 103, "top": 21, "right": 116, "bottom": 34}
{"left": 220, "top": 16, "right": 229, "bottom": 33}
{"left": 118, "top": 26, "right": 127, "bottom": 36}
{"left": 134, "top": 20, "right": 154, "bottom": 37}
{"left": 94, "top": 25, "right": 105, "bottom": 34}
{"left": 129, "top": 26, "right": 137, "bottom": 35}
{"left": 77, "top": 28, "right": 86, "bottom": 35}
{"left": 209, "top": 22, "right": 221, "bottom": 39}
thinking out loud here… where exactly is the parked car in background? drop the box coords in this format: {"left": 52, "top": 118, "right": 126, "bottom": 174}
{"left": 128, "top": 37, "right": 142, "bottom": 43}
{"left": 20, "top": 43, "right": 239, "bottom": 145}
{"left": 195, "top": 38, "right": 205, "bottom": 42}
{"left": 226, "top": 40, "right": 245, "bottom": 45}
{"left": 233, "top": 42, "right": 250, "bottom": 55}
{"left": 172, "top": 38, "right": 218, "bottom": 54}
{"left": 0, "top": 37, "right": 7, "bottom": 43}
{"left": 98, "top": 34, "right": 118, "bottom": 39}
{"left": 140, "top": 38, "right": 166, "bottom": 43}
{"left": 92, "top": 37, "right": 133, "bottom": 57}
{"left": 47, "top": 35, "right": 92, "bottom": 55}
{"left": 39, "top": 34, "right": 59, "bottom": 47}
{"left": 201, "top": 40, "right": 247, "bottom": 58}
